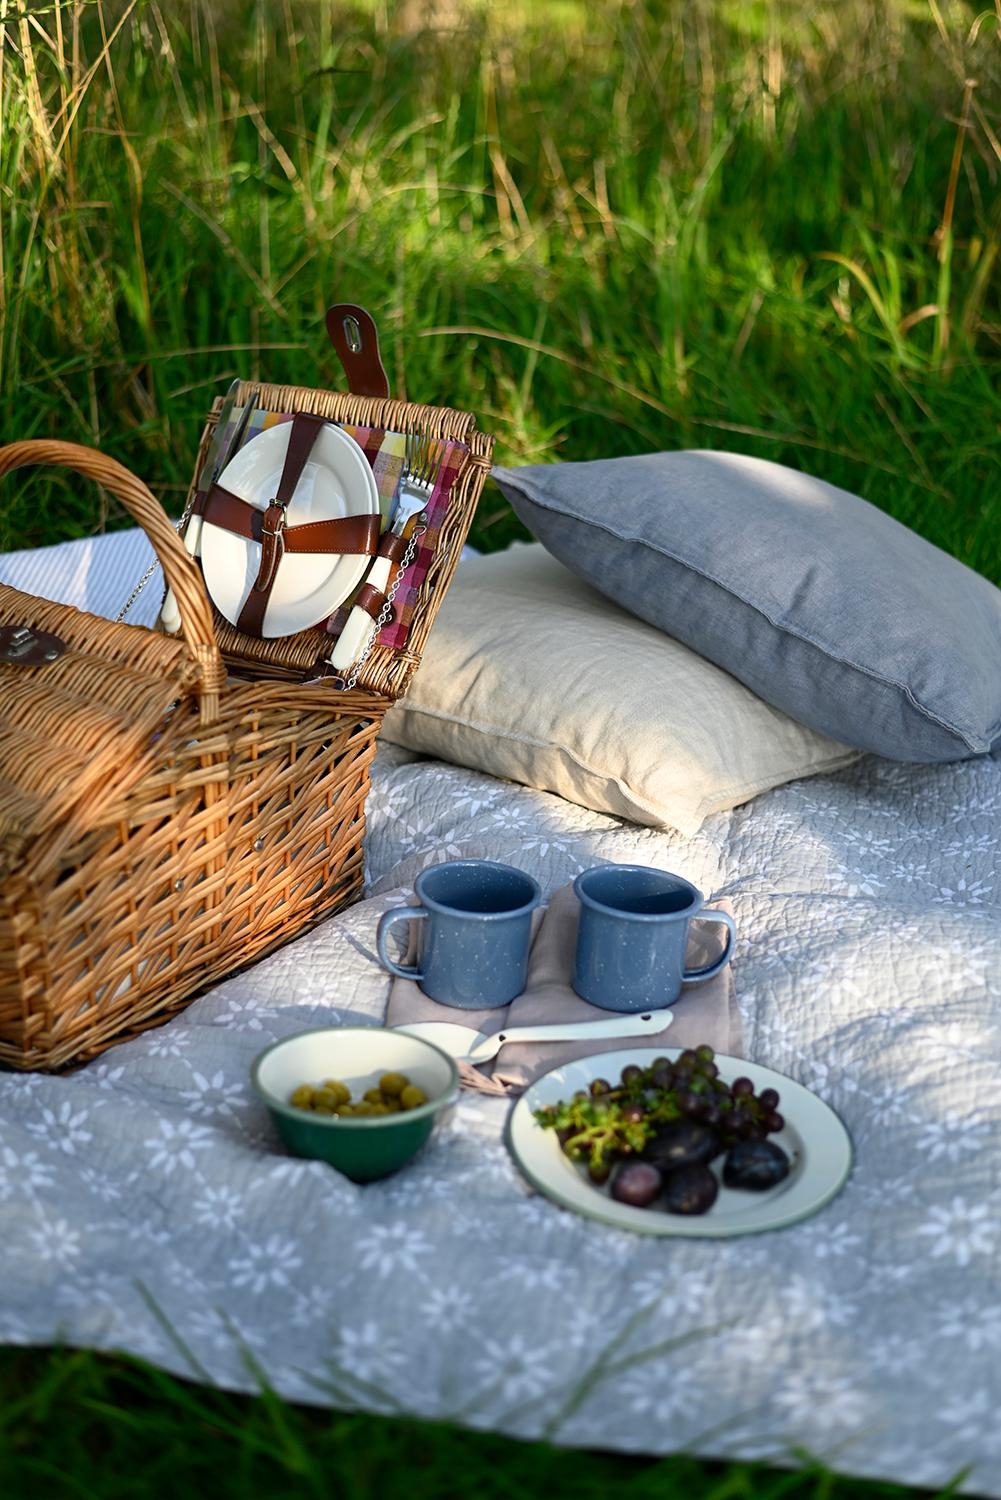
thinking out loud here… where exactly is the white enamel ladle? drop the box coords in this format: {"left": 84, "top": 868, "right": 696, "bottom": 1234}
{"left": 395, "top": 1009, "right": 671, "bottom": 1067}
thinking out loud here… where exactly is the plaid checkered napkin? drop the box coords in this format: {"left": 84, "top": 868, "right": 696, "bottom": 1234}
{"left": 209, "top": 405, "right": 468, "bottom": 649}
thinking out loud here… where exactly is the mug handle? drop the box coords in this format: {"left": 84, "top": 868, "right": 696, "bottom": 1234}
{"left": 683, "top": 909, "right": 736, "bottom": 984}
{"left": 376, "top": 906, "right": 427, "bottom": 980}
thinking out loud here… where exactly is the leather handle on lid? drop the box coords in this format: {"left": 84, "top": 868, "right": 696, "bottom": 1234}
{"left": 325, "top": 304, "right": 391, "bottom": 398}
{"left": 0, "top": 440, "right": 224, "bottom": 726}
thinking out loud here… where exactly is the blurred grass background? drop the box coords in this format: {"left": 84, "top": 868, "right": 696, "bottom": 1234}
{"left": 0, "top": 2, "right": 998, "bottom": 1495}
{"left": 1, "top": 0, "right": 999, "bottom": 574}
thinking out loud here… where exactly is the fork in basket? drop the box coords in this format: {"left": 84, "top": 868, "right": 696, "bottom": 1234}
{"left": 327, "top": 431, "right": 442, "bottom": 677}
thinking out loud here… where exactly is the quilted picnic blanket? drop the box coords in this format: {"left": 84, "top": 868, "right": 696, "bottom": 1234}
{"left": 1, "top": 535, "right": 1000, "bottom": 1497}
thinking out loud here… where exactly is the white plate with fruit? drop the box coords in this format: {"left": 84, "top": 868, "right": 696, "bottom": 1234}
{"left": 506, "top": 1046, "right": 853, "bottom": 1237}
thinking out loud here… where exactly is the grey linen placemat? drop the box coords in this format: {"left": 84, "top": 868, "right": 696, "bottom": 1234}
{"left": 385, "top": 884, "right": 741, "bottom": 1093}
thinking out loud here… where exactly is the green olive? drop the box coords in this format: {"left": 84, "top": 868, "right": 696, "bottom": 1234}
{"left": 379, "top": 1071, "right": 408, "bottom": 1097}
{"left": 321, "top": 1079, "right": 351, "bottom": 1106}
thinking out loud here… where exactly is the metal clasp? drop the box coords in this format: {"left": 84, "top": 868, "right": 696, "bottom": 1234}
{"left": 0, "top": 624, "right": 69, "bottom": 666}
{"left": 342, "top": 314, "right": 363, "bottom": 353}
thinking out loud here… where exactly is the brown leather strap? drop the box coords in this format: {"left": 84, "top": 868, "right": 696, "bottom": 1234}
{"left": 203, "top": 485, "right": 380, "bottom": 555}
{"left": 235, "top": 574, "right": 270, "bottom": 639}
{"left": 377, "top": 530, "right": 410, "bottom": 564}
{"left": 325, "top": 304, "right": 391, "bottom": 398}
{"left": 354, "top": 583, "right": 393, "bottom": 623}
{"left": 222, "top": 412, "right": 370, "bottom": 637}
{"left": 275, "top": 414, "right": 326, "bottom": 505}
{"left": 286, "top": 515, "right": 381, "bottom": 555}
{"left": 249, "top": 413, "right": 326, "bottom": 598}
{"left": 254, "top": 501, "right": 286, "bottom": 596}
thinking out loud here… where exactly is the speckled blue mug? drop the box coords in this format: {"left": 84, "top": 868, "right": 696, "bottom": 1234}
{"left": 572, "top": 864, "right": 736, "bottom": 1013}
{"left": 376, "top": 859, "right": 542, "bottom": 1009}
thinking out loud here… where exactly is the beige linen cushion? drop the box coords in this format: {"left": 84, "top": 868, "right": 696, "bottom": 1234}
{"left": 379, "top": 543, "right": 860, "bottom": 835}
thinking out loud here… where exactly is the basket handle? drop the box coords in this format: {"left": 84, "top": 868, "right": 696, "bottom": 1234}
{"left": 0, "top": 439, "right": 225, "bottom": 725}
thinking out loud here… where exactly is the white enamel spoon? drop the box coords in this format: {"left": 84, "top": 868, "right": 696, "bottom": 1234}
{"left": 394, "top": 1009, "right": 671, "bottom": 1067}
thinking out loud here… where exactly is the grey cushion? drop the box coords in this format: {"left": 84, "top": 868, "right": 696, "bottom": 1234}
{"left": 492, "top": 451, "right": 1001, "bottom": 762}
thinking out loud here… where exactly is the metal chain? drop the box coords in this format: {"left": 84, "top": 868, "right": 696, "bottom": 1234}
{"left": 114, "top": 495, "right": 196, "bottom": 623}
{"left": 339, "top": 520, "right": 427, "bottom": 691}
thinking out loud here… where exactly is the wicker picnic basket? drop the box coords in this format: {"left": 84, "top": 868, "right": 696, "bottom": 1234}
{"left": 0, "top": 380, "right": 493, "bottom": 1071}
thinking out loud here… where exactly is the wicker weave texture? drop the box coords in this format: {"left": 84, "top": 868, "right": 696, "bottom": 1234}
{"left": 0, "top": 391, "right": 491, "bottom": 1070}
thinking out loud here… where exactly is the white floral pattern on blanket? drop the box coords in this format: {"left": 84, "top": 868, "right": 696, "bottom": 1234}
{"left": 1, "top": 738, "right": 1000, "bottom": 1493}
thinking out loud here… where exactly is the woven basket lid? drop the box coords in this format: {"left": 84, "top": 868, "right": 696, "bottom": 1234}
{"left": 0, "top": 584, "right": 205, "bottom": 879}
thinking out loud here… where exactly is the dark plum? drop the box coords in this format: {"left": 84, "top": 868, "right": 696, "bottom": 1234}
{"left": 662, "top": 1164, "right": 719, "bottom": 1215}
{"left": 643, "top": 1121, "right": 721, "bottom": 1170}
{"left": 610, "top": 1162, "right": 663, "bottom": 1208}
{"left": 723, "top": 1139, "right": 791, "bottom": 1190}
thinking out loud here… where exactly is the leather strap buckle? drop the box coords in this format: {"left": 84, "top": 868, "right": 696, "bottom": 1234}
{"left": 253, "top": 500, "right": 287, "bottom": 593}
{"left": 261, "top": 499, "right": 287, "bottom": 536}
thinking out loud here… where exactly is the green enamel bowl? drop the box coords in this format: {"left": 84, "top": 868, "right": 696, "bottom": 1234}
{"left": 251, "top": 1026, "right": 460, "bottom": 1182}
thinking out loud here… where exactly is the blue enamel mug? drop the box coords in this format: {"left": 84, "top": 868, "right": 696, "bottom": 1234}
{"left": 572, "top": 864, "right": 735, "bottom": 1013}
{"left": 376, "top": 859, "right": 542, "bottom": 1009}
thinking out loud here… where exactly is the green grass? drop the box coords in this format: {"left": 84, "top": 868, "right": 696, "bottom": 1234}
{"left": 1, "top": 1, "right": 999, "bottom": 1495}
{"left": 0, "top": 1344, "right": 979, "bottom": 1500}
{"left": 1, "top": 0, "right": 999, "bottom": 571}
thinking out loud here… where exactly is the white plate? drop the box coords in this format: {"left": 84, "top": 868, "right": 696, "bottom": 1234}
{"left": 200, "top": 422, "right": 380, "bottom": 638}
{"left": 506, "top": 1049, "right": 853, "bottom": 1238}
